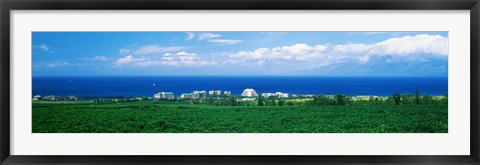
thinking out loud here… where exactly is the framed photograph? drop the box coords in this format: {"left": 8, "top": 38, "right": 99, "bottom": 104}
{"left": 1, "top": 0, "right": 479, "bottom": 164}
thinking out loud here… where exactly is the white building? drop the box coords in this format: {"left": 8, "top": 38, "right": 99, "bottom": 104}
{"left": 224, "top": 91, "right": 231, "bottom": 95}
{"left": 32, "top": 95, "right": 42, "bottom": 101}
{"left": 209, "top": 90, "right": 222, "bottom": 95}
{"left": 275, "top": 92, "right": 289, "bottom": 98}
{"left": 193, "top": 90, "right": 207, "bottom": 98}
{"left": 180, "top": 93, "right": 194, "bottom": 99}
{"left": 154, "top": 92, "right": 175, "bottom": 100}
{"left": 262, "top": 93, "right": 275, "bottom": 97}
{"left": 44, "top": 95, "right": 59, "bottom": 101}
{"left": 262, "top": 92, "right": 289, "bottom": 98}
{"left": 241, "top": 88, "right": 258, "bottom": 97}
{"left": 241, "top": 98, "right": 256, "bottom": 101}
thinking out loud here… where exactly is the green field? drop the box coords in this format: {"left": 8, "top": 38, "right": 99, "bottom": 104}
{"left": 32, "top": 101, "right": 447, "bottom": 133}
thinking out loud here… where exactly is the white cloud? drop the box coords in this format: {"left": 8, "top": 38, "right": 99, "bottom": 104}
{"left": 115, "top": 55, "right": 145, "bottom": 65}
{"left": 368, "top": 34, "right": 448, "bottom": 56}
{"left": 232, "top": 43, "right": 329, "bottom": 62}
{"left": 160, "top": 60, "right": 217, "bottom": 66}
{"left": 186, "top": 33, "right": 242, "bottom": 45}
{"left": 175, "top": 51, "right": 199, "bottom": 62}
{"left": 39, "top": 44, "right": 49, "bottom": 51}
{"left": 43, "top": 61, "right": 88, "bottom": 68}
{"left": 162, "top": 53, "right": 174, "bottom": 61}
{"left": 81, "top": 56, "right": 109, "bottom": 61}
{"left": 185, "top": 32, "right": 195, "bottom": 40}
{"left": 176, "top": 51, "right": 198, "bottom": 56}
{"left": 208, "top": 39, "right": 242, "bottom": 45}
{"left": 230, "top": 34, "right": 448, "bottom": 65}
{"left": 46, "top": 61, "right": 68, "bottom": 68}
{"left": 197, "top": 33, "right": 221, "bottom": 40}
{"left": 332, "top": 44, "right": 371, "bottom": 54}
{"left": 134, "top": 45, "right": 186, "bottom": 55}
{"left": 34, "top": 44, "right": 51, "bottom": 52}
{"left": 358, "top": 56, "right": 370, "bottom": 63}
{"left": 116, "top": 52, "right": 216, "bottom": 67}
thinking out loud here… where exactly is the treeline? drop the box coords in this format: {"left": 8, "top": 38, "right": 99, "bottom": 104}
{"left": 306, "top": 93, "right": 447, "bottom": 106}
{"left": 201, "top": 87, "right": 447, "bottom": 107}
{"left": 305, "top": 88, "right": 447, "bottom": 106}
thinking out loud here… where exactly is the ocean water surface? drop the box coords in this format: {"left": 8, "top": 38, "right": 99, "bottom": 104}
{"left": 32, "top": 76, "right": 448, "bottom": 97}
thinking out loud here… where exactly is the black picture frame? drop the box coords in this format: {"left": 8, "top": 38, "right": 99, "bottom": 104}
{"left": 1, "top": 0, "right": 479, "bottom": 164}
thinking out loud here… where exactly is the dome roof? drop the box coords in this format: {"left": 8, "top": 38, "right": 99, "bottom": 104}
{"left": 241, "top": 88, "right": 258, "bottom": 97}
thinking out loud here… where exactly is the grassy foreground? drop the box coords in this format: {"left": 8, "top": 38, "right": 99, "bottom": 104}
{"left": 32, "top": 101, "right": 447, "bottom": 133}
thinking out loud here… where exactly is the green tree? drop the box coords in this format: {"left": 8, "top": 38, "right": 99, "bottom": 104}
{"left": 278, "top": 99, "right": 285, "bottom": 106}
{"left": 335, "top": 94, "right": 346, "bottom": 105}
{"left": 311, "top": 95, "right": 334, "bottom": 105}
{"left": 393, "top": 93, "right": 401, "bottom": 105}
{"left": 268, "top": 98, "right": 277, "bottom": 106}
{"left": 206, "top": 98, "right": 214, "bottom": 105}
{"left": 422, "top": 94, "right": 433, "bottom": 104}
{"left": 257, "top": 96, "right": 264, "bottom": 106}
{"left": 401, "top": 94, "right": 413, "bottom": 105}
{"left": 415, "top": 87, "right": 421, "bottom": 105}
{"left": 286, "top": 101, "right": 294, "bottom": 106}
{"left": 227, "top": 95, "right": 236, "bottom": 106}
{"left": 368, "top": 97, "right": 376, "bottom": 105}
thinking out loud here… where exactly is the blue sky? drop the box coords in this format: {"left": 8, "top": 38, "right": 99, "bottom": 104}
{"left": 32, "top": 32, "right": 448, "bottom": 76}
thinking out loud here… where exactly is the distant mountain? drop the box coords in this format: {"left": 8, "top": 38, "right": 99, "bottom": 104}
{"left": 289, "top": 57, "right": 448, "bottom": 77}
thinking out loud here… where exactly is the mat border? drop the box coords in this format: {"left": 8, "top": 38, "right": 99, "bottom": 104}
{"left": 1, "top": 0, "right": 479, "bottom": 164}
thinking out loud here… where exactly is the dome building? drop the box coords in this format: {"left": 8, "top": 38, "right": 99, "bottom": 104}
{"left": 241, "top": 88, "right": 258, "bottom": 97}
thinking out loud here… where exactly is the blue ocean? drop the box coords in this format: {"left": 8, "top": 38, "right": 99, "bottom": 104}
{"left": 32, "top": 76, "right": 448, "bottom": 97}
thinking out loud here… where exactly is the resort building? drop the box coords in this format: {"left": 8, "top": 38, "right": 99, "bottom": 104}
{"left": 261, "top": 92, "right": 289, "bottom": 98}
{"left": 241, "top": 98, "right": 256, "bottom": 101}
{"left": 209, "top": 90, "right": 222, "bottom": 95}
{"left": 44, "top": 95, "right": 59, "bottom": 101}
{"left": 275, "top": 92, "right": 289, "bottom": 98}
{"left": 262, "top": 93, "right": 275, "bottom": 97}
{"left": 180, "top": 93, "right": 194, "bottom": 99}
{"left": 154, "top": 92, "right": 175, "bottom": 100}
{"left": 193, "top": 90, "right": 207, "bottom": 98}
{"left": 66, "top": 96, "right": 78, "bottom": 101}
{"left": 32, "top": 95, "right": 41, "bottom": 101}
{"left": 224, "top": 91, "right": 231, "bottom": 95}
{"left": 241, "top": 88, "right": 258, "bottom": 97}
{"left": 301, "top": 94, "right": 315, "bottom": 98}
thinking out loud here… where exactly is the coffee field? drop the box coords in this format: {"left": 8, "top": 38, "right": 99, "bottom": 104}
{"left": 32, "top": 101, "right": 447, "bottom": 133}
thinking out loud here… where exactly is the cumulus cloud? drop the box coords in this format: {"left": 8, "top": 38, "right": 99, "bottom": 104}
{"left": 116, "top": 51, "right": 216, "bottom": 67}
{"left": 176, "top": 51, "right": 198, "bottom": 56}
{"left": 230, "top": 34, "right": 448, "bottom": 65}
{"left": 115, "top": 55, "right": 145, "bottom": 65}
{"left": 208, "top": 39, "right": 242, "bottom": 45}
{"left": 133, "top": 45, "right": 186, "bottom": 55}
{"left": 232, "top": 43, "right": 329, "bottom": 61}
{"left": 368, "top": 34, "right": 448, "bottom": 56}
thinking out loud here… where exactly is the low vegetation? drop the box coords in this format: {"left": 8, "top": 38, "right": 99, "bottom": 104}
{"left": 33, "top": 99, "right": 447, "bottom": 133}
